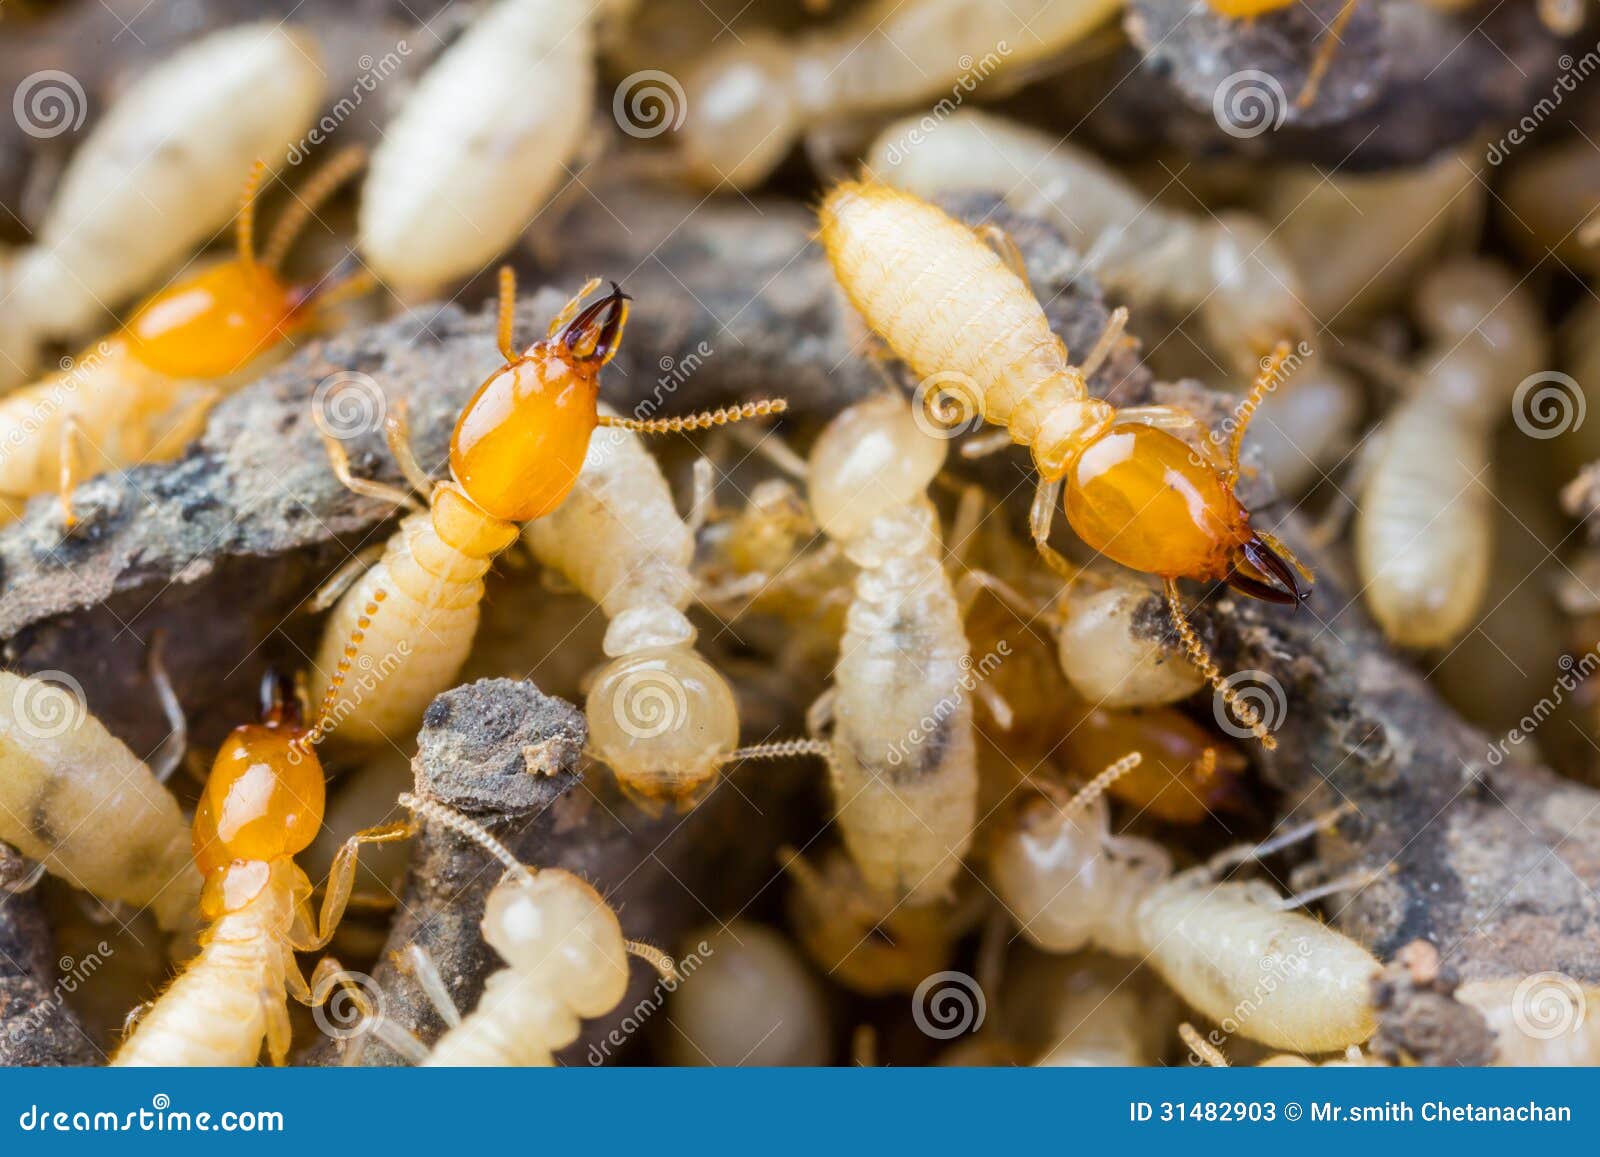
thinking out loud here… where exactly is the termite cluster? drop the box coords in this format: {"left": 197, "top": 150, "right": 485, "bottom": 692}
{"left": 3, "top": 0, "right": 1600, "bottom": 1070}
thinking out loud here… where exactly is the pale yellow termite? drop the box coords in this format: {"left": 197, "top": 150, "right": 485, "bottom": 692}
{"left": 989, "top": 761, "right": 1382, "bottom": 1053}
{"left": 1456, "top": 976, "right": 1600, "bottom": 1066}
{"left": 113, "top": 669, "right": 407, "bottom": 1067}
{"left": 664, "top": 921, "right": 832, "bottom": 1066}
{"left": 866, "top": 110, "right": 1308, "bottom": 374}
{"left": 0, "top": 670, "right": 199, "bottom": 932}
{"left": 393, "top": 795, "right": 674, "bottom": 1067}
{"left": 676, "top": 0, "right": 1125, "bottom": 188}
{"left": 1355, "top": 258, "right": 1547, "bottom": 648}
{"left": 1015, "top": 952, "right": 1176, "bottom": 1067}
{"left": 359, "top": 0, "right": 599, "bottom": 295}
{"left": 5, "top": 23, "right": 323, "bottom": 388}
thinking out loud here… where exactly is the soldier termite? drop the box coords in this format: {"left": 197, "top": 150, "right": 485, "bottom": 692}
{"left": 310, "top": 268, "right": 784, "bottom": 747}
{"left": 0, "top": 670, "right": 199, "bottom": 932}
{"left": 1355, "top": 258, "right": 1547, "bottom": 648}
{"left": 664, "top": 921, "right": 832, "bottom": 1066}
{"left": 392, "top": 794, "right": 675, "bottom": 1066}
{"left": 4, "top": 22, "right": 324, "bottom": 390}
{"left": 113, "top": 669, "right": 408, "bottom": 1066}
{"left": 989, "top": 759, "right": 1382, "bottom": 1053}
{"left": 819, "top": 181, "right": 1309, "bottom": 748}
{"left": 0, "top": 148, "right": 371, "bottom": 527}
{"left": 359, "top": 0, "right": 601, "bottom": 296}
{"left": 675, "top": 0, "right": 1124, "bottom": 189}
{"left": 865, "top": 110, "right": 1308, "bottom": 376}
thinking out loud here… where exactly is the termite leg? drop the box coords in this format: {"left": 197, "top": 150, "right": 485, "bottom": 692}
{"left": 805, "top": 688, "right": 837, "bottom": 737}
{"left": 263, "top": 988, "right": 293, "bottom": 1067}
{"left": 1273, "top": 863, "right": 1392, "bottom": 912}
{"left": 308, "top": 545, "right": 385, "bottom": 614}
{"left": 953, "top": 569, "right": 1042, "bottom": 621}
{"left": 597, "top": 399, "right": 789, "bottom": 435}
{"left": 146, "top": 632, "right": 187, "bottom": 786}
{"left": 731, "top": 423, "right": 810, "bottom": 479}
{"left": 315, "top": 421, "right": 422, "bottom": 511}
{"left": 1179, "top": 1022, "right": 1229, "bottom": 1068}
{"left": 686, "top": 456, "right": 716, "bottom": 535}
{"left": 234, "top": 159, "right": 268, "bottom": 273}
{"left": 1028, "top": 476, "right": 1084, "bottom": 584}
{"left": 1205, "top": 801, "right": 1357, "bottom": 874}
{"left": 296, "top": 823, "right": 413, "bottom": 952}
{"left": 943, "top": 483, "right": 988, "bottom": 563}
{"left": 384, "top": 399, "right": 435, "bottom": 497}
{"left": 1078, "top": 306, "right": 1129, "bottom": 382}
{"left": 497, "top": 266, "right": 521, "bottom": 363}
{"left": 958, "top": 428, "right": 1016, "bottom": 461}
{"left": 1162, "top": 580, "right": 1278, "bottom": 750}
{"left": 146, "top": 388, "right": 223, "bottom": 462}
{"left": 405, "top": 943, "right": 462, "bottom": 1028}
{"left": 57, "top": 415, "right": 86, "bottom": 527}
{"left": 973, "top": 223, "right": 1032, "bottom": 287}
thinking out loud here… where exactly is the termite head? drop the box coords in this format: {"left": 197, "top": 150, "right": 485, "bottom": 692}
{"left": 482, "top": 870, "right": 630, "bottom": 1016}
{"left": 808, "top": 393, "right": 946, "bottom": 545}
{"left": 1062, "top": 423, "right": 1307, "bottom": 604}
{"left": 192, "top": 671, "right": 325, "bottom": 911}
{"left": 449, "top": 281, "right": 631, "bottom": 523}
{"left": 124, "top": 148, "right": 370, "bottom": 380}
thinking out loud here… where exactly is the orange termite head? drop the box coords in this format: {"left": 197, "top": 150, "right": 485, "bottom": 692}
{"left": 124, "top": 149, "right": 370, "bottom": 380}
{"left": 192, "top": 670, "right": 325, "bottom": 887}
{"left": 449, "top": 279, "right": 632, "bottom": 524}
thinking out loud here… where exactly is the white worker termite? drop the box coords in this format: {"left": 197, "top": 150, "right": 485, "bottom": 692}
{"left": 865, "top": 109, "right": 1308, "bottom": 376}
{"left": 0, "top": 670, "right": 199, "bottom": 932}
{"left": 5, "top": 22, "right": 324, "bottom": 389}
{"left": 1355, "top": 258, "right": 1547, "bottom": 648}
{"left": 989, "top": 758, "right": 1383, "bottom": 1053}
{"left": 675, "top": 0, "right": 1125, "bottom": 189}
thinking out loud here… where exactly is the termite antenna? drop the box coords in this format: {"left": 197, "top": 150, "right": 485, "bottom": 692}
{"left": 1036, "top": 752, "right": 1142, "bottom": 819}
{"left": 1295, "top": 0, "right": 1360, "bottom": 110}
{"left": 597, "top": 399, "right": 789, "bottom": 435}
{"left": 719, "top": 736, "right": 837, "bottom": 773}
{"left": 403, "top": 944, "right": 462, "bottom": 1028}
{"left": 1179, "top": 1022, "right": 1229, "bottom": 1067}
{"left": 497, "top": 266, "right": 519, "bottom": 363}
{"left": 1163, "top": 580, "right": 1278, "bottom": 750}
{"left": 624, "top": 940, "right": 680, "bottom": 982}
{"left": 297, "top": 589, "right": 389, "bottom": 751}
{"left": 1207, "top": 801, "right": 1357, "bottom": 874}
{"left": 235, "top": 159, "right": 268, "bottom": 275}
{"left": 1273, "top": 862, "right": 1392, "bottom": 912}
{"left": 397, "top": 792, "right": 535, "bottom": 886}
{"left": 261, "top": 145, "right": 368, "bottom": 272}
{"left": 1226, "top": 340, "right": 1293, "bottom": 483}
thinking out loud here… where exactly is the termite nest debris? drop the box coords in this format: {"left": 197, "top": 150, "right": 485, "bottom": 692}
{"left": 3, "top": 0, "right": 1600, "bottom": 1069}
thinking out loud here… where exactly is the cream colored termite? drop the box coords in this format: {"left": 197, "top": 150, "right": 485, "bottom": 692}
{"left": 0, "top": 671, "right": 199, "bottom": 932}
{"left": 865, "top": 109, "right": 1308, "bottom": 375}
{"left": 524, "top": 408, "right": 743, "bottom": 809}
{"left": 6, "top": 23, "right": 323, "bottom": 387}
{"left": 788, "top": 393, "right": 979, "bottom": 903}
{"left": 358, "top": 0, "right": 597, "bottom": 295}
{"left": 781, "top": 845, "right": 961, "bottom": 995}
{"left": 395, "top": 794, "right": 675, "bottom": 1067}
{"left": 1355, "top": 258, "right": 1547, "bottom": 648}
{"left": 664, "top": 921, "right": 832, "bottom": 1066}
{"left": 676, "top": 0, "right": 1125, "bottom": 188}
{"left": 1261, "top": 150, "right": 1483, "bottom": 321}
{"left": 1456, "top": 977, "right": 1600, "bottom": 1066}
{"left": 989, "top": 760, "right": 1382, "bottom": 1053}
{"left": 1245, "top": 359, "right": 1364, "bottom": 496}
{"left": 1017, "top": 952, "right": 1176, "bottom": 1066}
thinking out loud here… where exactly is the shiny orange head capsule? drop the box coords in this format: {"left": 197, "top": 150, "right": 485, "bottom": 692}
{"left": 1062, "top": 705, "right": 1250, "bottom": 825}
{"left": 449, "top": 278, "right": 630, "bottom": 523}
{"left": 123, "top": 149, "right": 369, "bottom": 380}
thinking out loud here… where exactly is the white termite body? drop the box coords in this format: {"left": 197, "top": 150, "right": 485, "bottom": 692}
{"left": 1355, "top": 259, "right": 1547, "bottom": 647}
{"left": 867, "top": 110, "right": 1307, "bottom": 373}
{"left": 524, "top": 408, "right": 740, "bottom": 807}
{"left": 1456, "top": 977, "right": 1600, "bottom": 1066}
{"left": 7, "top": 24, "right": 322, "bottom": 382}
{"left": 358, "top": 0, "right": 594, "bottom": 294}
{"left": 678, "top": 0, "right": 1124, "bottom": 188}
{"left": 1053, "top": 583, "right": 1204, "bottom": 708}
{"left": 0, "top": 671, "right": 198, "bottom": 930}
{"left": 808, "top": 394, "right": 978, "bottom": 904}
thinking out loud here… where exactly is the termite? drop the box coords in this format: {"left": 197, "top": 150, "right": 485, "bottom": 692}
{"left": 5, "top": 22, "right": 324, "bottom": 389}
{"left": 820, "top": 180, "right": 1309, "bottom": 747}
{"left": 0, "top": 670, "right": 199, "bottom": 932}
{"left": 1017, "top": 952, "right": 1176, "bottom": 1066}
{"left": 310, "top": 268, "right": 783, "bottom": 747}
{"left": 752, "top": 393, "right": 979, "bottom": 903}
{"left": 1179, "top": 1022, "right": 1383, "bottom": 1067}
{"left": 1456, "top": 976, "right": 1600, "bottom": 1066}
{"left": 359, "top": 0, "right": 598, "bottom": 295}
{"left": 1355, "top": 258, "right": 1547, "bottom": 647}
{"left": 112, "top": 666, "right": 406, "bottom": 1067}
{"left": 781, "top": 845, "right": 960, "bottom": 996}
{"left": 524, "top": 409, "right": 770, "bottom": 809}
{"left": 391, "top": 794, "right": 675, "bottom": 1066}
{"left": 0, "top": 148, "right": 371, "bottom": 527}
{"left": 989, "top": 759, "right": 1381, "bottom": 1053}
{"left": 866, "top": 110, "right": 1308, "bottom": 374}
{"left": 664, "top": 921, "right": 832, "bottom": 1066}
{"left": 676, "top": 0, "right": 1125, "bottom": 188}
